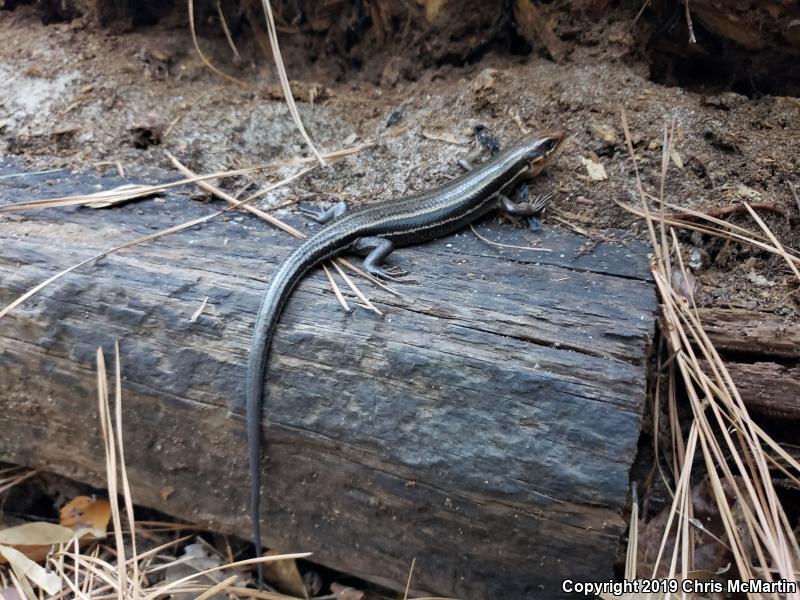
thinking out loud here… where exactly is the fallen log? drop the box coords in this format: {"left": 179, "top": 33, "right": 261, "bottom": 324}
{"left": 0, "top": 166, "right": 657, "bottom": 598}
{"left": 696, "top": 308, "right": 800, "bottom": 421}
{"left": 698, "top": 308, "right": 800, "bottom": 359}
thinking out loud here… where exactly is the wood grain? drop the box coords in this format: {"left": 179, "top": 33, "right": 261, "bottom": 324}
{"left": 697, "top": 308, "right": 800, "bottom": 358}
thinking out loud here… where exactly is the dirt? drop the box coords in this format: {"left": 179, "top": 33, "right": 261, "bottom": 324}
{"left": 1, "top": 3, "right": 799, "bottom": 315}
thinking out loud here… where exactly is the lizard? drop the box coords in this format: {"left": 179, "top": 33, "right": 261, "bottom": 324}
{"left": 245, "top": 128, "right": 564, "bottom": 583}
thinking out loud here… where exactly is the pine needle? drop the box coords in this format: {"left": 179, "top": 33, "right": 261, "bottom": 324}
{"left": 258, "top": 0, "right": 326, "bottom": 166}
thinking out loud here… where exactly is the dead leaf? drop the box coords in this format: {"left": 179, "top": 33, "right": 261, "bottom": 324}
{"left": 672, "top": 269, "right": 697, "bottom": 301}
{"left": 0, "top": 523, "right": 75, "bottom": 547}
{"left": 262, "top": 81, "right": 329, "bottom": 103}
{"left": 59, "top": 496, "right": 111, "bottom": 535}
{"left": 331, "top": 582, "right": 366, "bottom": 600}
{"left": 669, "top": 148, "right": 684, "bottom": 169}
{"left": 580, "top": 156, "right": 608, "bottom": 181}
{"left": 160, "top": 486, "right": 175, "bottom": 500}
{"left": 592, "top": 124, "right": 618, "bottom": 146}
{"left": 735, "top": 183, "right": 761, "bottom": 200}
{"left": 420, "top": 129, "right": 469, "bottom": 146}
{"left": 0, "top": 522, "right": 75, "bottom": 563}
{"left": 262, "top": 549, "right": 306, "bottom": 596}
{"left": 0, "top": 502, "right": 108, "bottom": 565}
{"left": 471, "top": 68, "right": 497, "bottom": 92}
{"left": 0, "top": 546, "right": 61, "bottom": 596}
{"left": 638, "top": 479, "right": 745, "bottom": 578}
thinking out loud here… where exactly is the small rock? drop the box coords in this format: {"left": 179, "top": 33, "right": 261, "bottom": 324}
{"left": 579, "top": 156, "right": 608, "bottom": 181}
{"left": 702, "top": 92, "right": 746, "bottom": 110}
{"left": 688, "top": 247, "right": 703, "bottom": 270}
{"left": 747, "top": 271, "right": 775, "bottom": 287}
{"left": 592, "top": 124, "right": 618, "bottom": 146}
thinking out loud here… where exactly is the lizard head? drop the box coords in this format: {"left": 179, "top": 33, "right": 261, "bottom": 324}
{"left": 522, "top": 129, "right": 565, "bottom": 176}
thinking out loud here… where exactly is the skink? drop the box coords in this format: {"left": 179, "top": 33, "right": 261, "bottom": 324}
{"left": 245, "top": 129, "right": 564, "bottom": 579}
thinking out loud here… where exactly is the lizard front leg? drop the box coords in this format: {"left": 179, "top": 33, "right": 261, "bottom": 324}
{"left": 299, "top": 200, "right": 347, "bottom": 224}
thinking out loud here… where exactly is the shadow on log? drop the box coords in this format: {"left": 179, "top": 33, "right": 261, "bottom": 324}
{"left": 0, "top": 164, "right": 657, "bottom": 598}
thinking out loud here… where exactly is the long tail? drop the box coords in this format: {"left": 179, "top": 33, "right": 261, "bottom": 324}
{"left": 245, "top": 234, "right": 331, "bottom": 586}
{"left": 245, "top": 257, "right": 304, "bottom": 587}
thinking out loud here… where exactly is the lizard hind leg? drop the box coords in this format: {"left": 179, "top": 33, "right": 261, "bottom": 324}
{"left": 353, "top": 236, "right": 413, "bottom": 282}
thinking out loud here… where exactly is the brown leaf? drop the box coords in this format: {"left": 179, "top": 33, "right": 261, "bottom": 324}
{"left": 638, "top": 478, "right": 743, "bottom": 578}
{"left": 671, "top": 269, "right": 697, "bottom": 301}
{"left": 331, "top": 582, "right": 366, "bottom": 600}
{"left": 262, "top": 549, "right": 306, "bottom": 597}
{"left": 0, "top": 522, "right": 75, "bottom": 563}
{"left": 580, "top": 156, "right": 608, "bottom": 181}
{"left": 59, "top": 496, "right": 111, "bottom": 534}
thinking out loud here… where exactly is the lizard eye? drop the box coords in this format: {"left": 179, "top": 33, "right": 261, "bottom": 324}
{"left": 524, "top": 134, "right": 562, "bottom": 162}
{"left": 539, "top": 138, "right": 559, "bottom": 154}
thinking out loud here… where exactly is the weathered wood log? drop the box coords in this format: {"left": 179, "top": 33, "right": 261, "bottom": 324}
{"left": 721, "top": 362, "right": 800, "bottom": 421}
{"left": 695, "top": 309, "right": 800, "bottom": 420}
{"left": 698, "top": 308, "right": 800, "bottom": 359}
{"left": 0, "top": 166, "right": 657, "bottom": 599}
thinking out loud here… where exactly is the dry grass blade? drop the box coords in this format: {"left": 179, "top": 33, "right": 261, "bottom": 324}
{"left": 0, "top": 183, "right": 159, "bottom": 212}
{"left": 112, "top": 341, "right": 139, "bottom": 597}
{"left": 165, "top": 584, "right": 306, "bottom": 599}
{"left": 194, "top": 574, "right": 238, "bottom": 600}
{"left": 550, "top": 214, "right": 613, "bottom": 243}
{"left": 166, "top": 151, "right": 311, "bottom": 238}
{"left": 187, "top": 0, "right": 249, "bottom": 87}
{"left": 43, "top": 349, "right": 315, "bottom": 600}
{"left": 322, "top": 263, "right": 350, "bottom": 312}
{"left": 216, "top": 0, "right": 241, "bottom": 60}
{"left": 620, "top": 107, "right": 659, "bottom": 253}
{"left": 469, "top": 223, "right": 552, "bottom": 252}
{"left": 336, "top": 256, "right": 405, "bottom": 299}
{"left": 259, "top": 0, "right": 326, "bottom": 166}
{"left": 0, "top": 468, "right": 37, "bottom": 494}
{"left": 743, "top": 202, "right": 800, "bottom": 281}
{"left": 139, "top": 553, "right": 311, "bottom": 600}
{"left": 403, "top": 556, "right": 416, "bottom": 600}
{"left": 625, "top": 484, "right": 638, "bottom": 580}
{"left": 330, "top": 261, "right": 383, "bottom": 315}
{"left": 123, "top": 522, "right": 195, "bottom": 533}
{"left": 95, "top": 349, "right": 128, "bottom": 600}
